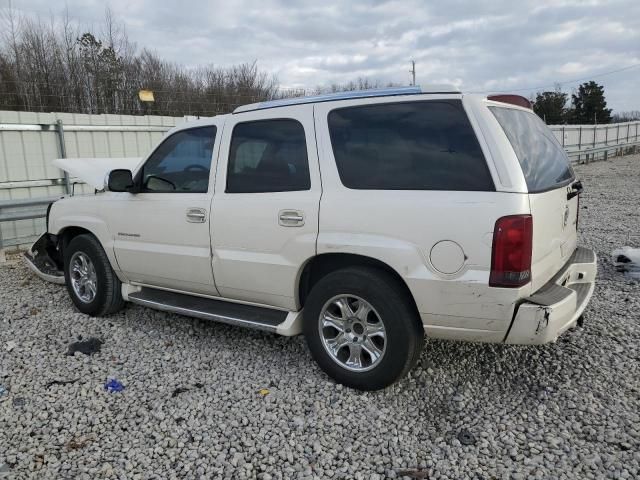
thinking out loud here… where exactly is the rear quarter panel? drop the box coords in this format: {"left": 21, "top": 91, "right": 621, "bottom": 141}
{"left": 314, "top": 95, "right": 533, "bottom": 340}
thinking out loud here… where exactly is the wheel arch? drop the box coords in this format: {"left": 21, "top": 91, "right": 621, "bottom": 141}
{"left": 297, "top": 253, "right": 420, "bottom": 317}
{"left": 54, "top": 223, "right": 122, "bottom": 279}
{"left": 58, "top": 225, "right": 95, "bottom": 250}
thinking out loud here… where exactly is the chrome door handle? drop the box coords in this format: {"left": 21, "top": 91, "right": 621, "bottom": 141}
{"left": 186, "top": 208, "right": 207, "bottom": 223}
{"left": 279, "top": 210, "right": 305, "bottom": 227}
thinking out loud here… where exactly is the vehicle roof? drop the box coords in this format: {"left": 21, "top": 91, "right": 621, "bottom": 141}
{"left": 166, "top": 88, "right": 530, "bottom": 135}
{"left": 234, "top": 84, "right": 461, "bottom": 113}
{"left": 166, "top": 85, "right": 462, "bottom": 134}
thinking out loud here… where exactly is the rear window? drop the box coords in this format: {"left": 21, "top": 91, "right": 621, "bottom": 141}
{"left": 328, "top": 100, "right": 494, "bottom": 191}
{"left": 490, "top": 107, "right": 574, "bottom": 193}
{"left": 226, "top": 119, "right": 310, "bottom": 193}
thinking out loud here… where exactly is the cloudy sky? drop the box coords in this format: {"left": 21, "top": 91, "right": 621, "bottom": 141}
{"left": 7, "top": 0, "right": 640, "bottom": 112}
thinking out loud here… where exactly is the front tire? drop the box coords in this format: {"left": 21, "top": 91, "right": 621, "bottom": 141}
{"left": 64, "top": 234, "right": 125, "bottom": 316}
{"left": 303, "top": 266, "right": 424, "bottom": 390}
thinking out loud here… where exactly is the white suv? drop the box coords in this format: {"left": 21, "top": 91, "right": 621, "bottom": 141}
{"left": 26, "top": 86, "right": 597, "bottom": 390}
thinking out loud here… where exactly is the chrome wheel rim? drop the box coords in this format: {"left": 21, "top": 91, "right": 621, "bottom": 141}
{"left": 318, "top": 295, "right": 387, "bottom": 372}
{"left": 70, "top": 252, "right": 97, "bottom": 303}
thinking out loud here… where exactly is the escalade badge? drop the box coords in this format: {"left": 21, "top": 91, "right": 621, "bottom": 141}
{"left": 563, "top": 205, "right": 570, "bottom": 229}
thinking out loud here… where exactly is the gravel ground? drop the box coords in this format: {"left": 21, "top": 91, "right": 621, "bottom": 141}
{"left": 1, "top": 154, "right": 639, "bottom": 480}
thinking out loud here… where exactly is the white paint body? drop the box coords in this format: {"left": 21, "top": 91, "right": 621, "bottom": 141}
{"left": 48, "top": 94, "right": 596, "bottom": 343}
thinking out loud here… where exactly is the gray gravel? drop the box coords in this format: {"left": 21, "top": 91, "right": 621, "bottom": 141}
{"left": 1, "top": 154, "right": 640, "bottom": 479}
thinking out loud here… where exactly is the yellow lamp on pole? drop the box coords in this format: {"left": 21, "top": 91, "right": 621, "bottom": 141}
{"left": 138, "top": 90, "right": 155, "bottom": 102}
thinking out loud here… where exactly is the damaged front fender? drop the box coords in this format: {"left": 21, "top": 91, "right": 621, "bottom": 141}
{"left": 23, "top": 233, "right": 65, "bottom": 284}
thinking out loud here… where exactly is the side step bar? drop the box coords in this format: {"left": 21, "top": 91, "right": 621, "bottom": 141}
{"left": 128, "top": 287, "right": 302, "bottom": 335}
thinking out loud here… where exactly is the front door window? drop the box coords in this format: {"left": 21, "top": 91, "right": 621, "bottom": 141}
{"left": 141, "top": 126, "right": 217, "bottom": 193}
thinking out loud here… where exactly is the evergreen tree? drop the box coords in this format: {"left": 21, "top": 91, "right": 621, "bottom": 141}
{"left": 533, "top": 89, "right": 568, "bottom": 124}
{"left": 567, "top": 81, "right": 612, "bottom": 124}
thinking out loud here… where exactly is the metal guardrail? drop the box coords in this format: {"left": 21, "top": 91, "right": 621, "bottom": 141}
{"left": 0, "top": 123, "right": 170, "bottom": 132}
{"left": 566, "top": 140, "right": 640, "bottom": 163}
{"left": 552, "top": 121, "right": 640, "bottom": 151}
{"left": 0, "top": 196, "right": 62, "bottom": 222}
{"left": 0, "top": 196, "right": 62, "bottom": 249}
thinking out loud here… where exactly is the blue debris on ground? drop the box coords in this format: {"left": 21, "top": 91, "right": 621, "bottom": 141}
{"left": 104, "top": 378, "right": 125, "bottom": 393}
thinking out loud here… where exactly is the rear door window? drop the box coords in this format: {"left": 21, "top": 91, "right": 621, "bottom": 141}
{"left": 490, "top": 107, "right": 574, "bottom": 192}
{"left": 327, "top": 100, "right": 494, "bottom": 191}
{"left": 226, "top": 119, "right": 310, "bottom": 193}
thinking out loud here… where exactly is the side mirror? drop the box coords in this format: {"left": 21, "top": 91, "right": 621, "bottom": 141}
{"left": 106, "top": 169, "right": 134, "bottom": 192}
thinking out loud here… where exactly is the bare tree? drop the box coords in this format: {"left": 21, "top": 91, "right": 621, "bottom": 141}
{"left": 0, "top": 7, "right": 283, "bottom": 116}
{"left": 0, "top": 7, "right": 391, "bottom": 116}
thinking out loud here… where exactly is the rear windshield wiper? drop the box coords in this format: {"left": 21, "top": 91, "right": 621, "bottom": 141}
{"left": 567, "top": 180, "right": 583, "bottom": 200}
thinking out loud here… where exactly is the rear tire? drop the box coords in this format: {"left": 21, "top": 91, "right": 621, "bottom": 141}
{"left": 64, "top": 234, "right": 125, "bottom": 316}
{"left": 303, "top": 266, "right": 424, "bottom": 390}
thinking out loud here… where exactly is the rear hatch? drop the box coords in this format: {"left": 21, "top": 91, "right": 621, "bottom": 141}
{"left": 490, "top": 106, "right": 579, "bottom": 292}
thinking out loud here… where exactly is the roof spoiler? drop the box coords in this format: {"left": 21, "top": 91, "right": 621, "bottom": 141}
{"left": 487, "top": 94, "right": 532, "bottom": 109}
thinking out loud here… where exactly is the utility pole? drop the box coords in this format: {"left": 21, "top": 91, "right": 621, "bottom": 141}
{"left": 410, "top": 60, "right": 416, "bottom": 86}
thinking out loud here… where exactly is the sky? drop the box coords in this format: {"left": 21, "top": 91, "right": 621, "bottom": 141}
{"left": 5, "top": 0, "right": 640, "bottom": 112}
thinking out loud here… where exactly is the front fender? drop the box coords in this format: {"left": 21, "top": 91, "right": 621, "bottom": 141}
{"left": 49, "top": 199, "right": 122, "bottom": 279}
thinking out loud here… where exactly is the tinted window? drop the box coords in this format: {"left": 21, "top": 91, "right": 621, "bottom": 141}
{"left": 227, "top": 119, "right": 310, "bottom": 193}
{"left": 141, "top": 126, "right": 216, "bottom": 193}
{"left": 490, "top": 107, "right": 574, "bottom": 192}
{"left": 328, "top": 100, "right": 494, "bottom": 191}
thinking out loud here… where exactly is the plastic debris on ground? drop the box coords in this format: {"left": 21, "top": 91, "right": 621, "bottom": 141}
{"left": 46, "top": 378, "right": 79, "bottom": 389}
{"left": 104, "top": 378, "right": 125, "bottom": 393}
{"left": 171, "top": 383, "right": 204, "bottom": 397}
{"left": 396, "top": 468, "right": 430, "bottom": 479}
{"left": 172, "top": 387, "right": 189, "bottom": 397}
{"left": 65, "top": 434, "right": 97, "bottom": 451}
{"left": 0, "top": 385, "right": 7, "bottom": 398}
{"left": 457, "top": 429, "right": 477, "bottom": 446}
{"left": 67, "top": 337, "right": 103, "bottom": 356}
{"left": 612, "top": 247, "right": 640, "bottom": 279}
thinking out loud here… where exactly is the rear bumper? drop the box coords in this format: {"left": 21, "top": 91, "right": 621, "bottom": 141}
{"left": 505, "top": 246, "right": 597, "bottom": 344}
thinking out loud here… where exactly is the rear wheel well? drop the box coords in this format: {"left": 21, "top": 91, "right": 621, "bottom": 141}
{"left": 298, "top": 253, "right": 420, "bottom": 315}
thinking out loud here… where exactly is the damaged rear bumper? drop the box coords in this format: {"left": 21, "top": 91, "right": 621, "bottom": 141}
{"left": 23, "top": 233, "right": 65, "bottom": 284}
{"left": 505, "top": 246, "right": 597, "bottom": 344}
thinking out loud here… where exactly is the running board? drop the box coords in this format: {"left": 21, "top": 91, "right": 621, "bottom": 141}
{"left": 128, "top": 287, "right": 302, "bottom": 335}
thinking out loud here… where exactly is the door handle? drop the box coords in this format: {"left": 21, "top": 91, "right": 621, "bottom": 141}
{"left": 186, "top": 208, "right": 207, "bottom": 223}
{"left": 279, "top": 210, "right": 305, "bottom": 227}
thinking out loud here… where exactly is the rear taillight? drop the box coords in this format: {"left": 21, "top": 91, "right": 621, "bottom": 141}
{"left": 489, "top": 215, "right": 533, "bottom": 288}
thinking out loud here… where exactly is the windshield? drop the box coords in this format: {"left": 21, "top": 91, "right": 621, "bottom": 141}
{"left": 490, "top": 107, "right": 574, "bottom": 192}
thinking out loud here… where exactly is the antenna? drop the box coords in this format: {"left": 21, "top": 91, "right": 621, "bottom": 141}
{"left": 410, "top": 60, "right": 416, "bottom": 86}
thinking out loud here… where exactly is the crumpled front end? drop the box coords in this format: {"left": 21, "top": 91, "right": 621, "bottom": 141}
{"left": 23, "top": 233, "right": 65, "bottom": 284}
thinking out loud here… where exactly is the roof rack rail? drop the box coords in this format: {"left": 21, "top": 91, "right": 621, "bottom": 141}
{"left": 233, "top": 84, "right": 460, "bottom": 113}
